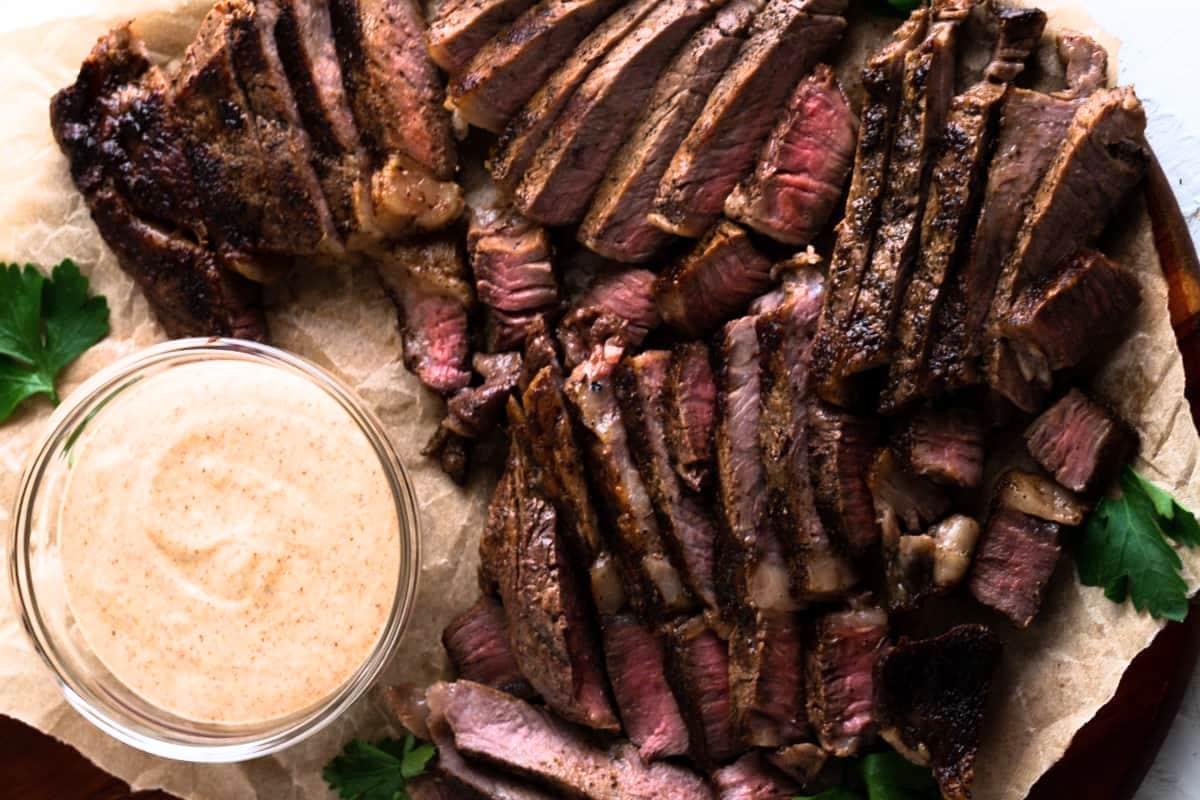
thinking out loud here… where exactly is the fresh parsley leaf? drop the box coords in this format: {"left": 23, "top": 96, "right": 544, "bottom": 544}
{"left": 323, "top": 735, "right": 436, "bottom": 800}
{"left": 861, "top": 751, "right": 939, "bottom": 800}
{"left": 795, "top": 789, "right": 864, "bottom": 800}
{"left": 0, "top": 260, "right": 109, "bottom": 422}
{"left": 1075, "top": 466, "right": 1198, "bottom": 622}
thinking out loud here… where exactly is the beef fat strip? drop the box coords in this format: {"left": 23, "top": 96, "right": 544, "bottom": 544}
{"left": 806, "top": 601, "right": 890, "bottom": 757}
{"left": 650, "top": 0, "right": 849, "bottom": 238}
{"left": 427, "top": 0, "right": 540, "bottom": 75}
{"left": 875, "top": 626, "right": 1003, "bottom": 800}
{"left": 665, "top": 616, "right": 743, "bottom": 767}
{"left": 579, "top": 0, "right": 767, "bottom": 263}
{"left": 712, "top": 753, "right": 802, "bottom": 800}
{"left": 1025, "top": 388, "right": 1139, "bottom": 495}
{"left": 666, "top": 342, "right": 719, "bottom": 493}
{"left": 442, "top": 596, "right": 536, "bottom": 699}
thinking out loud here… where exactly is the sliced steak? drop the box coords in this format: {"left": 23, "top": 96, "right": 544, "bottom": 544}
{"left": 805, "top": 602, "right": 889, "bottom": 757}
{"left": 968, "top": 504, "right": 1062, "bottom": 628}
{"left": 656, "top": 222, "right": 774, "bottom": 337}
{"left": 875, "top": 626, "right": 1003, "bottom": 800}
{"left": 423, "top": 427, "right": 471, "bottom": 484}
{"left": 448, "top": 0, "right": 627, "bottom": 133}
{"left": 712, "top": 753, "right": 801, "bottom": 800}
{"left": 808, "top": 402, "right": 881, "bottom": 557}
{"left": 894, "top": 407, "right": 985, "bottom": 488}
{"left": 1001, "top": 249, "right": 1142, "bottom": 388}
{"left": 1025, "top": 389, "right": 1139, "bottom": 495}
{"left": 618, "top": 352, "right": 720, "bottom": 611}
{"left": 869, "top": 448, "right": 950, "bottom": 544}
{"left": 443, "top": 596, "right": 536, "bottom": 698}
{"left": 426, "top": 712, "right": 558, "bottom": 800}
{"left": 729, "top": 610, "right": 808, "bottom": 747}
{"left": 666, "top": 342, "right": 719, "bottom": 493}
{"left": 443, "top": 351, "right": 524, "bottom": 439}
{"left": 428, "top": 0, "right": 540, "bottom": 75}
{"left": 725, "top": 64, "right": 857, "bottom": 246}
{"left": 560, "top": 268, "right": 661, "bottom": 366}
{"left": 650, "top": 0, "right": 848, "bottom": 237}
{"left": 664, "top": 616, "right": 742, "bottom": 767}
{"left": 601, "top": 614, "right": 691, "bottom": 761}
{"left": 579, "top": 0, "right": 766, "bottom": 262}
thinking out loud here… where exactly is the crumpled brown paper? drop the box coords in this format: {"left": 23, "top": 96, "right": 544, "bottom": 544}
{"left": 0, "top": 2, "right": 1194, "bottom": 799}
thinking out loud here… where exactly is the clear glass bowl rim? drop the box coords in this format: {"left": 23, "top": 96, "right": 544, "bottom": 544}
{"left": 8, "top": 338, "right": 421, "bottom": 763}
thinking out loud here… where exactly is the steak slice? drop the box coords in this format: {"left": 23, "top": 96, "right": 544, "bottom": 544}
{"left": 894, "top": 407, "right": 985, "bottom": 489}
{"left": 578, "top": 0, "right": 765, "bottom": 263}
{"left": 618, "top": 352, "right": 720, "bottom": 611}
{"left": 426, "top": 712, "right": 558, "bottom": 800}
{"left": 514, "top": 0, "right": 719, "bottom": 225}
{"left": 427, "top": 681, "right": 715, "bottom": 799}
{"left": 650, "top": 0, "right": 848, "bottom": 237}
{"left": 805, "top": 601, "right": 889, "bottom": 757}
{"left": 729, "top": 609, "right": 808, "bottom": 747}
{"left": 666, "top": 342, "right": 718, "bottom": 493}
{"left": 490, "top": 0, "right": 663, "bottom": 193}
{"left": 565, "top": 343, "right": 695, "bottom": 613}
{"left": 883, "top": 6, "right": 1046, "bottom": 411}
{"left": 868, "top": 448, "right": 950, "bottom": 544}
{"left": 984, "top": 87, "right": 1149, "bottom": 408}
{"left": 600, "top": 614, "right": 691, "bottom": 761}
{"left": 838, "top": 6, "right": 965, "bottom": 376}
{"left": 328, "top": 0, "right": 456, "bottom": 178}
{"left": 442, "top": 351, "right": 524, "bottom": 439}
{"left": 1025, "top": 389, "right": 1139, "bottom": 495}
{"left": 664, "top": 616, "right": 742, "bottom": 767}
{"left": 725, "top": 64, "right": 857, "bottom": 246}
{"left": 560, "top": 268, "right": 660, "bottom": 367}
{"left": 443, "top": 596, "right": 536, "bottom": 698}
{"left": 875, "top": 626, "right": 1003, "bottom": 800}
{"left": 1001, "top": 249, "right": 1142, "bottom": 388}
{"left": 968, "top": 504, "right": 1062, "bottom": 628}
{"left": 656, "top": 222, "right": 774, "bottom": 337}
{"left": 428, "top": 0, "right": 540, "bottom": 75}
{"left": 808, "top": 402, "right": 880, "bottom": 557}
{"left": 808, "top": 9, "right": 929, "bottom": 402}
{"left": 712, "top": 753, "right": 801, "bottom": 800}
{"left": 448, "top": 0, "right": 627, "bottom": 133}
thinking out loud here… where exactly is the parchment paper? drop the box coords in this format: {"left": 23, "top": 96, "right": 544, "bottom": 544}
{"left": 0, "top": 2, "right": 1194, "bottom": 799}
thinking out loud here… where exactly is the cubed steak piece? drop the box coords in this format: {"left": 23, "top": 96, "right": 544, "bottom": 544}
{"left": 665, "top": 616, "right": 742, "bottom": 767}
{"left": 600, "top": 614, "right": 691, "bottom": 760}
{"left": 442, "top": 596, "right": 535, "bottom": 698}
{"left": 427, "top": 0, "right": 540, "bottom": 75}
{"left": 712, "top": 753, "right": 802, "bottom": 800}
{"left": 427, "top": 681, "right": 716, "bottom": 799}
{"left": 875, "top": 626, "right": 1003, "bottom": 800}
{"left": 1001, "top": 249, "right": 1142, "bottom": 388}
{"left": 808, "top": 403, "right": 881, "bottom": 557}
{"left": 969, "top": 500, "right": 1063, "bottom": 628}
{"left": 725, "top": 64, "right": 857, "bottom": 246}
{"left": 666, "top": 342, "right": 719, "bottom": 493}
{"left": 650, "top": 0, "right": 847, "bottom": 238}
{"left": 894, "top": 407, "right": 985, "bottom": 488}
{"left": 560, "top": 268, "right": 661, "bottom": 367}
{"left": 805, "top": 601, "right": 889, "bottom": 757}
{"left": 513, "top": 0, "right": 720, "bottom": 225}
{"left": 448, "top": 0, "right": 627, "bottom": 133}
{"left": 656, "top": 222, "right": 774, "bottom": 337}
{"left": 579, "top": 0, "right": 765, "bottom": 263}
{"left": 1025, "top": 389, "right": 1139, "bottom": 495}
{"left": 884, "top": 514, "right": 981, "bottom": 613}
{"left": 729, "top": 610, "right": 808, "bottom": 747}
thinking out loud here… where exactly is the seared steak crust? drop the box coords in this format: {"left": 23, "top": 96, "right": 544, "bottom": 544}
{"left": 666, "top": 342, "right": 719, "bottom": 493}
{"left": 428, "top": 0, "right": 541, "bottom": 75}
{"left": 805, "top": 602, "right": 889, "bottom": 757}
{"left": 808, "top": 402, "right": 881, "bottom": 557}
{"left": 664, "top": 616, "right": 743, "bottom": 767}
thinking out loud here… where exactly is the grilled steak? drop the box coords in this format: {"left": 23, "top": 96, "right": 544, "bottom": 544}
{"left": 442, "top": 351, "right": 524, "bottom": 439}
{"left": 650, "top": 0, "right": 848, "bottom": 237}
{"left": 969, "top": 504, "right": 1062, "bottom": 628}
{"left": 656, "top": 222, "right": 774, "bottom": 337}
{"left": 579, "top": 0, "right": 765, "bottom": 262}
{"left": 712, "top": 753, "right": 802, "bottom": 800}
{"left": 428, "top": 0, "right": 540, "bottom": 75}
{"left": 1025, "top": 389, "right": 1139, "bottom": 495}
{"left": 808, "top": 402, "right": 881, "bottom": 556}
{"left": 407, "top": 774, "right": 483, "bottom": 800}
{"left": 1001, "top": 249, "right": 1142, "bottom": 388}
{"left": 664, "top": 616, "right": 742, "bottom": 767}
{"left": 805, "top": 601, "right": 889, "bottom": 757}
{"left": 443, "top": 596, "right": 536, "bottom": 698}
{"left": 894, "top": 407, "right": 985, "bottom": 488}
{"left": 725, "top": 65, "right": 857, "bottom": 246}
{"left": 729, "top": 610, "right": 808, "bottom": 747}
{"left": 428, "top": 681, "right": 715, "bottom": 800}
{"left": 883, "top": 5, "right": 1046, "bottom": 411}
{"left": 601, "top": 614, "right": 691, "bottom": 760}
{"left": 808, "top": 9, "right": 929, "bottom": 403}
{"left": 514, "top": 0, "right": 719, "bottom": 225}
{"left": 665, "top": 342, "right": 719, "bottom": 493}
{"left": 875, "top": 626, "right": 1003, "bottom": 800}
{"left": 839, "top": 5, "right": 966, "bottom": 377}
{"left": 560, "top": 268, "right": 661, "bottom": 367}
{"left": 448, "top": 0, "right": 627, "bottom": 133}
{"left": 426, "top": 711, "right": 558, "bottom": 800}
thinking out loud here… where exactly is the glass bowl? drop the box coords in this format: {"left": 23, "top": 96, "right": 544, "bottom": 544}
{"left": 8, "top": 339, "right": 421, "bottom": 762}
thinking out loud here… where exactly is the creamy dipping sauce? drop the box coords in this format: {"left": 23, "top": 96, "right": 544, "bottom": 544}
{"left": 58, "top": 360, "right": 401, "bottom": 725}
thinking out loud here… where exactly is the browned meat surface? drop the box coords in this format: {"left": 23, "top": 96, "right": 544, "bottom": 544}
{"left": 729, "top": 610, "right": 808, "bottom": 747}
{"left": 712, "top": 753, "right": 802, "bottom": 800}
{"left": 560, "top": 268, "right": 661, "bottom": 367}
{"left": 422, "top": 427, "right": 471, "bottom": 484}
{"left": 895, "top": 407, "right": 985, "bottom": 488}
{"left": 618, "top": 352, "right": 720, "bottom": 610}
{"left": 664, "top": 616, "right": 742, "bottom": 767}
{"left": 442, "top": 596, "right": 536, "bottom": 698}
{"left": 766, "top": 743, "right": 827, "bottom": 787}
{"left": 808, "top": 402, "right": 881, "bottom": 556}
{"left": 425, "top": 709, "right": 559, "bottom": 800}
{"left": 869, "top": 448, "right": 950, "bottom": 543}
{"left": 805, "top": 602, "right": 889, "bottom": 757}
{"left": 448, "top": 0, "right": 627, "bottom": 133}
{"left": 666, "top": 342, "right": 719, "bottom": 493}
{"left": 514, "top": 0, "right": 720, "bottom": 225}
{"left": 1025, "top": 389, "right": 1139, "bottom": 495}
{"left": 428, "top": 0, "right": 540, "bottom": 75}
{"left": 601, "top": 614, "right": 691, "bottom": 760}
{"left": 407, "top": 774, "right": 484, "bottom": 800}
{"left": 994, "top": 468, "right": 1087, "bottom": 527}
{"left": 969, "top": 505, "right": 1061, "bottom": 628}
{"left": 440, "top": 351, "right": 524, "bottom": 440}
{"left": 650, "top": 0, "right": 847, "bottom": 238}
{"left": 884, "top": 514, "right": 980, "bottom": 613}
{"left": 875, "top": 626, "right": 1003, "bottom": 800}
{"left": 725, "top": 64, "right": 857, "bottom": 246}
{"left": 579, "top": 0, "right": 765, "bottom": 262}
{"left": 428, "top": 681, "right": 715, "bottom": 799}
{"left": 1001, "top": 249, "right": 1142, "bottom": 388}
{"left": 656, "top": 222, "right": 774, "bottom": 337}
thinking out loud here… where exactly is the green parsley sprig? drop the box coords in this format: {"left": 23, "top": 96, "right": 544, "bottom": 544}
{"left": 323, "top": 735, "right": 436, "bottom": 800}
{"left": 796, "top": 751, "right": 940, "bottom": 800}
